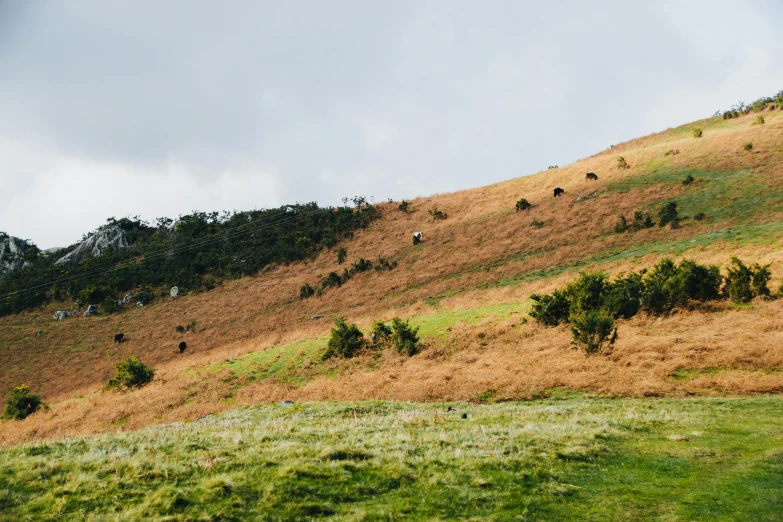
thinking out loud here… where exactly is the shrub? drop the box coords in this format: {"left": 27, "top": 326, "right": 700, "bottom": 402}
{"left": 530, "top": 290, "right": 570, "bottom": 326}
{"left": 675, "top": 260, "right": 722, "bottom": 302}
{"left": 351, "top": 258, "right": 373, "bottom": 273}
{"left": 658, "top": 201, "right": 679, "bottom": 229}
{"left": 682, "top": 174, "right": 695, "bottom": 186}
{"left": 337, "top": 247, "right": 347, "bottom": 264}
{"left": 323, "top": 317, "right": 365, "bottom": 359}
{"left": 602, "top": 272, "right": 645, "bottom": 319}
{"left": 374, "top": 257, "right": 398, "bottom": 271}
{"left": 322, "top": 271, "right": 342, "bottom": 289}
{"left": 617, "top": 156, "right": 630, "bottom": 169}
{"left": 2, "top": 385, "right": 44, "bottom": 420}
{"left": 664, "top": 149, "right": 680, "bottom": 156}
{"left": 614, "top": 216, "right": 628, "bottom": 233}
{"left": 186, "top": 320, "right": 197, "bottom": 332}
{"left": 640, "top": 258, "right": 721, "bottom": 315}
{"left": 724, "top": 257, "right": 771, "bottom": 303}
{"left": 428, "top": 207, "right": 447, "bottom": 220}
{"left": 515, "top": 199, "right": 532, "bottom": 212}
{"left": 629, "top": 211, "right": 654, "bottom": 232}
{"left": 78, "top": 285, "right": 113, "bottom": 306}
{"left": 300, "top": 283, "right": 315, "bottom": 299}
{"left": 135, "top": 286, "right": 155, "bottom": 305}
{"left": 398, "top": 200, "right": 409, "bottom": 213}
{"left": 692, "top": 127, "right": 703, "bottom": 138}
{"left": 530, "top": 219, "right": 544, "bottom": 229}
{"left": 744, "top": 142, "right": 753, "bottom": 152}
{"left": 693, "top": 212, "right": 708, "bottom": 221}
{"left": 753, "top": 115, "right": 765, "bottom": 125}
{"left": 570, "top": 312, "right": 617, "bottom": 356}
{"left": 370, "top": 320, "right": 392, "bottom": 345}
{"left": 176, "top": 325, "right": 185, "bottom": 333}
{"left": 389, "top": 318, "right": 420, "bottom": 356}
{"left": 104, "top": 357, "right": 155, "bottom": 390}
{"left": 101, "top": 296, "right": 122, "bottom": 315}
{"left": 565, "top": 272, "right": 609, "bottom": 317}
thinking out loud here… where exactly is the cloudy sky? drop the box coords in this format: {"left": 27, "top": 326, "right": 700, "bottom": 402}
{"left": 2, "top": 1, "right": 782, "bottom": 248}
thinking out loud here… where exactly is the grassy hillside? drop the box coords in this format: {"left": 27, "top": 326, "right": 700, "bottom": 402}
{"left": 2, "top": 108, "right": 783, "bottom": 445}
{"left": 2, "top": 397, "right": 782, "bottom": 520}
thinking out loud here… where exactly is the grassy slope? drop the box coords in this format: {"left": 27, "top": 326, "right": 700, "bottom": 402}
{"left": 1, "top": 397, "right": 782, "bottom": 520}
{"left": 2, "top": 110, "right": 783, "bottom": 444}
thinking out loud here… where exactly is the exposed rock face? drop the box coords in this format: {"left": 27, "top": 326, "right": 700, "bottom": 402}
{"left": 84, "top": 304, "right": 98, "bottom": 316}
{"left": 53, "top": 310, "right": 71, "bottom": 321}
{"left": 0, "top": 234, "right": 35, "bottom": 276}
{"left": 55, "top": 225, "right": 129, "bottom": 266}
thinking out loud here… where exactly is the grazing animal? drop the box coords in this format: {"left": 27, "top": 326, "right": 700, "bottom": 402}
{"left": 179, "top": 341, "right": 187, "bottom": 354}
{"left": 553, "top": 187, "right": 565, "bottom": 197}
{"left": 413, "top": 231, "right": 424, "bottom": 245}
{"left": 114, "top": 333, "right": 124, "bottom": 343}
{"left": 586, "top": 172, "right": 598, "bottom": 181}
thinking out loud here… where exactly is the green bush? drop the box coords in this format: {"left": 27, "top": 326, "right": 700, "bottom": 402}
{"left": 614, "top": 216, "right": 628, "bottom": 233}
{"left": 78, "top": 285, "right": 113, "bottom": 306}
{"left": 101, "top": 296, "right": 122, "bottom": 315}
{"left": 530, "top": 219, "right": 544, "bottom": 229}
{"left": 323, "top": 317, "right": 365, "bottom": 359}
{"left": 530, "top": 290, "right": 570, "bottom": 326}
{"left": 429, "top": 207, "right": 448, "bottom": 220}
{"left": 682, "top": 174, "right": 695, "bottom": 186}
{"left": 374, "top": 257, "right": 398, "bottom": 271}
{"left": 570, "top": 312, "right": 617, "bottom": 356}
{"left": 186, "top": 320, "right": 197, "bottom": 332}
{"left": 617, "top": 157, "right": 630, "bottom": 169}
{"left": 351, "top": 258, "right": 373, "bottom": 273}
{"left": 337, "top": 247, "right": 347, "bottom": 264}
{"left": 322, "top": 272, "right": 342, "bottom": 289}
{"left": 693, "top": 212, "right": 708, "bottom": 221}
{"left": 390, "top": 318, "right": 420, "bottom": 356}
{"left": 753, "top": 115, "right": 765, "bottom": 125}
{"left": 629, "top": 211, "right": 654, "bottom": 232}
{"left": 602, "top": 272, "right": 645, "bottom": 319}
{"left": 565, "top": 272, "right": 608, "bottom": 317}
{"left": 398, "top": 200, "right": 409, "bottom": 213}
{"left": 104, "top": 357, "right": 155, "bottom": 391}
{"left": 724, "top": 257, "right": 771, "bottom": 303}
{"left": 658, "top": 201, "right": 680, "bottom": 229}
{"left": 692, "top": 127, "right": 703, "bottom": 138}
{"left": 300, "top": 283, "right": 315, "bottom": 299}
{"left": 744, "top": 142, "right": 753, "bottom": 152}
{"left": 640, "top": 258, "right": 721, "bottom": 315}
{"left": 2, "top": 384, "right": 44, "bottom": 420}
{"left": 515, "top": 199, "right": 532, "bottom": 212}
{"left": 176, "top": 325, "right": 185, "bottom": 333}
{"left": 370, "top": 320, "right": 392, "bottom": 345}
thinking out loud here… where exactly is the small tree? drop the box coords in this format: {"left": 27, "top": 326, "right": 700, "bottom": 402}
{"left": 753, "top": 115, "right": 765, "bottom": 125}
{"left": 370, "top": 320, "right": 392, "bottom": 345}
{"left": 515, "top": 199, "right": 532, "bottom": 212}
{"left": 428, "top": 207, "right": 447, "bottom": 220}
{"left": 104, "top": 357, "right": 155, "bottom": 391}
{"left": 602, "top": 272, "right": 645, "bottom": 319}
{"left": 692, "top": 127, "right": 703, "bottom": 138}
{"left": 724, "top": 257, "right": 771, "bottom": 303}
{"left": 3, "top": 385, "right": 44, "bottom": 420}
{"left": 390, "top": 318, "right": 420, "bottom": 356}
{"left": 744, "top": 142, "right": 753, "bottom": 152}
{"left": 300, "top": 283, "right": 315, "bottom": 299}
{"left": 337, "top": 247, "right": 347, "bottom": 264}
{"left": 682, "top": 174, "right": 695, "bottom": 186}
{"left": 398, "top": 200, "right": 409, "bottom": 213}
{"left": 322, "top": 271, "right": 342, "bottom": 289}
{"left": 530, "top": 290, "right": 570, "bottom": 326}
{"left": 614, "top": 215, "right": 628, "bottom": 233}
{"left": 658, "top": 201, "right": 679, "bottom": 229}
{"left": 617, "top": 156, "right": 630, "bottom": 169}
{"left": 570, "top": 312, "right": 617, "bottom": 355}
{"left": 351, "top": 258, "right": 373, "bottom": 273}
{"left": 323, "top": 317, "right": 365, "bottom": 359}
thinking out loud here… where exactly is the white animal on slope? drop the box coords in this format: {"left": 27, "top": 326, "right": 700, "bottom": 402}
{"left": 412, "top": 231, "right": 424, "bottom": 245}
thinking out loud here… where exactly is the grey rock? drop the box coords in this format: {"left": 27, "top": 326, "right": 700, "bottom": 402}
{"left": 41, "top": 247, "right": 63, "bottom": 256}
{"left": 170, "top": 286, "right": 179, "bottom": 297}
{"left": 576, "top": 195, "right": 587, "bottom": 202}
{"left": 278, "top": 400, "right": 295, "bottom": 406}
{"left": 0, "top": 234, "right": 36, "bottom": 276}
{"left": 84, "top": 304, "right": 98, "bottom": 316}
{"left": 55, "top": 225, "right": 129, "bottom": 266}
{"left": 123, "top": 293, "right": 134, "bottom": 304}
{"left": 311, "top": 314, "right": 324, "bottom": 320}
{"left": 137, "top": 302, "right": 144, "bottom": 307}
{"left": 53, "top": 310, "right": 71, "bottom": 321}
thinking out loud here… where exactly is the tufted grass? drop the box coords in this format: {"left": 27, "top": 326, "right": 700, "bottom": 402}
{"left": 1, "top": 397, "right": 782, "bottom": 520}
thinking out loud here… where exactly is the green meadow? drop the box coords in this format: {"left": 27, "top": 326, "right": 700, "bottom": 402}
{"left": 2, "top": 396, "right": 781, "bottom": 520}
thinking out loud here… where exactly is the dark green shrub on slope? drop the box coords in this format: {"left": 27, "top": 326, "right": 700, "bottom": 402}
{"left": 324, "top": 317, "right": 365, "bottom": 359}
{"left": 3, "top": 385, "right": 44, "bottom": 420}
{"left": 104, "top": 357, "right": 155, "bottom": 391}
{"left": 724, "top": 257, "right": 771, "bottom": 303}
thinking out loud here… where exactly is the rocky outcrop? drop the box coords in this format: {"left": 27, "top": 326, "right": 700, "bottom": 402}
{"left": 0, "top": 234, "right": 36, "bottom": 277}
{"left": 55, "top": 225, "right": 129, "bottom": 266}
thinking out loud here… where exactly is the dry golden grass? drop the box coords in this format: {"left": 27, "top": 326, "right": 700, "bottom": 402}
{"left": 2, "top": 110, "right": 783, "bottom": 445}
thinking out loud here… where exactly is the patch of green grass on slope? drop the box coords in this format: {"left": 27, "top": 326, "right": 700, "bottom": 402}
{"left": 1, "top": 397, "right": 782, "bottom": 520}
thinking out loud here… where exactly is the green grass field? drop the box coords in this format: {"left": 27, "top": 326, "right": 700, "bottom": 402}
{"left": 2, "top": 396, "right": 781, "bottom": 520}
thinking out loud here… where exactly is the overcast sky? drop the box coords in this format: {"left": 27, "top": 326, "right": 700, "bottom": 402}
{"left": 2, "top": 1, "right": 782, "bottom": 248}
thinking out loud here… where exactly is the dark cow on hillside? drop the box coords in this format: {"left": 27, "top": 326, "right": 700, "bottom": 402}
{"left": 585, "top": 172, "right": 598, "bottom": 181}
{"left": 179, "top": 341, "right": 187, "bottom": 354}
{"left": 114, "top": 333, "right": 124, "bottom": 343}
{"left": 413, "top": 231, "right": 424, "bottom": 245}
{"left": 553, "top": 187, "right": 565, "bottom": 197}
